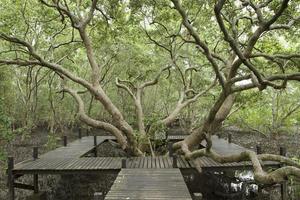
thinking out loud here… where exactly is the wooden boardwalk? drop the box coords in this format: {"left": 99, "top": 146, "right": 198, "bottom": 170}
{"left": 200, "top": 135, "right": 248, "bottom": 156}
{"left": 168, "top": 134, "right": 249, "bottom": 156}
{"left": 40, "top": 136, "right": 115, "bottom": 159}
{"left": 12, "top": 135, "right": 279, "bottom": 175}
{"left": 8, "top": 134, "right": 280, "bottom": 200}
{"left": 105, "top": 169, "right": 192, "bottom": 200}
{"left": 13, "top": 155, "right": 279, "bottom": 175}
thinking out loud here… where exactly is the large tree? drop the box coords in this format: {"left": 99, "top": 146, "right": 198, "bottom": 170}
{"left": 0, "top": 0, "right": 300, "bottom": 184}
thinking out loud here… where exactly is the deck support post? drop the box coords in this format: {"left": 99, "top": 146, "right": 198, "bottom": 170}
{"left": 121, "top": 158, "right": 126, "bottom": 168}
{"left": 94, "top": 135, "right": 97, "bottom": 157}
{"left": 7, "top": 156, "right": 15, "bottom": 200}
{"left": 78, "top": 128, "right": 82, "bottom": 139}
{"left": 172, "top": 155, "right": 178, "bottom": 168}
{"left": 33, "top": 147, "right": 39, "bottom": 193}
{"left": 280, "top": 147, "right": 288, "bottom": 200}
{"left": 256, "top": 145, "right": 262, "bottom": 197}
{"left": 228, "top": 133, "right": 232, "bottom": 143}
{"left": 94, "top": 192, "right": 104, "bottom": 200}
{"left": 256, "top": 145, "right": 261, "bottom": 154}
{"left": 63, "top": 136, "right": 67, "bottom": 146}
{"left": 168, "top": 142, "right": 173, "bottom": 157}
{"left": 168, "top": 142, "right": 178, "bottom": 168}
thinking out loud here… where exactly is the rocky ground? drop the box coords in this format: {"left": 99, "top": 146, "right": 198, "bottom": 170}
{"left": 0, "top": 126, "right": 299, "bottom": 200}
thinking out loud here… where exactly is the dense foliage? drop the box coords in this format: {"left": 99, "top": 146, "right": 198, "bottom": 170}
{"left": 0, "top": 0, "right": 299, "bottom": 137}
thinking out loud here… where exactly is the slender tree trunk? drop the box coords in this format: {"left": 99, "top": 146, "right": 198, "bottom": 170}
{"left": 135, "top": 89, "right": 146, "bottom": 135}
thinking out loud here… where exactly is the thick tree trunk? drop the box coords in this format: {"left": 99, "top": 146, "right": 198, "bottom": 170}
{"left": 94, "top": 87, "right": 134, "bottom": 134}
{"left": 174, "top": 93, "right": 235, "bottom": 150}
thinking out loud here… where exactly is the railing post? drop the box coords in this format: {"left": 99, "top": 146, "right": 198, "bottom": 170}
{"left": 7, "top": 157, "right": 15, "bottom": 200}
{"left": 63, "top": 136, "right": 67, "bottom": 147}
{"left": 94, "top": 135, "right": 97, "bottom": 146}
{"left": 280, "top": 147, "right": 286, "bottom": 157}
{"left": 94, "top": 192, "right": 104, "bottom": 200}
{"left": 256, "top": 145, "right": 261, "bottom": 154}
{"left": 168, "top": 142, "right": 173, "bottom": 157}
{"left": 121, "top": 158, "right": 126, "bottom": 168}
{"left": 78, "top": 128, "right": 82, "bottom": 139}
{"left": 228, "top": 133, "right": 232, "bottom": 143}
{"left": 280, "top": 147, "right": 288, "bottom": 200}
{"left": 33, "top": 147, "right": 39, "bottom": 193}
{"left": 94, "top": 135, "right": 97, "bottom": 157}
{"left": 168, "top": 142, "right": 178, "bottom": 168}
{"left": 33, "top": 147, "right": 38, "bottom": 160}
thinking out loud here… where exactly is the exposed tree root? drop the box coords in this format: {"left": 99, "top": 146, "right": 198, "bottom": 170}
{"left": 174, "top": 137, "right": 300, "bottom": 184}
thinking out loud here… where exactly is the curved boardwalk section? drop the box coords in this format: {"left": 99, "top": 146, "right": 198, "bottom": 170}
{"left": 105, "top": 169, "right": 192, "bottom": 200}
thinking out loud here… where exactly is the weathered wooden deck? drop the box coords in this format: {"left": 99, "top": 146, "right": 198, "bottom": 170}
{"left": 8, "top": 134, "right": 280, "bottom": 200}
{"left": 168, "top": 134, "right": 247, "bottom": 156}
{"left": 105, "top": 169, "right": 192, "bottom": 200}
{"left": 12, "top": 135, "right": 279, "bottom": 175}
{"left": 12, "top": 155, "right": 279, "bottom": 175}
{"left": 200, "top": 135, "right": 247, "bottom": 156}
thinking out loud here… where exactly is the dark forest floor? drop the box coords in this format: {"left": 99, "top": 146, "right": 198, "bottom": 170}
{"left": 220, "top": 127, "right": 300, "bottom": 158}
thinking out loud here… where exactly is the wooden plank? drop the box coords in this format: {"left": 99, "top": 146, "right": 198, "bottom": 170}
{"left": 107, "top": 157, "right": 119, "bottom": 169}
{"left": 156, "top": 157, "right": 161, "bottom": 168}
{"left": 85, "top": 158, "right": 96, "bottom": 169}
{"left": 138, "top": 157, "right": 144, "bottom": 168}
{"left": 102, "top": 157, "right": 114, "bottom": 169}
{"left": 127, "top": 158, "right": 134, "bottom": 168}
{"left": 94, "top": 158, "right": 105, "bottom": 169}
{"left": 177, "top": 157, "right": 185, "bottom": 168}
{"left": 165, "top": 157, "right": 172, "bottom": 168}
{"left": 135, "top": 157, "right": 142, "bottom": 168}
{"left": 132, "top": 157, "right": 140, "bottom": 168}
{"left": 143, "top": 157, "right": 148, "bottom": 169}
{"left": 147, "top": 157, "right": 151, "bottom": 169}
{"left": 160, "top": 157, "right": 165, "bottom": 168}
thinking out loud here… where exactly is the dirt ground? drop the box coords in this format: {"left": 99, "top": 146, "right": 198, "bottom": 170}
{"left": 219, "top": 127, "right": 300, "bottom": 158}
{"left": 0, "top": 126, "right": 299, "bottom": 199}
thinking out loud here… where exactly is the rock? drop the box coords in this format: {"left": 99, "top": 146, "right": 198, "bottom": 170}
{"left": 193, "top": 192, "right": 203, "bottom": 200}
